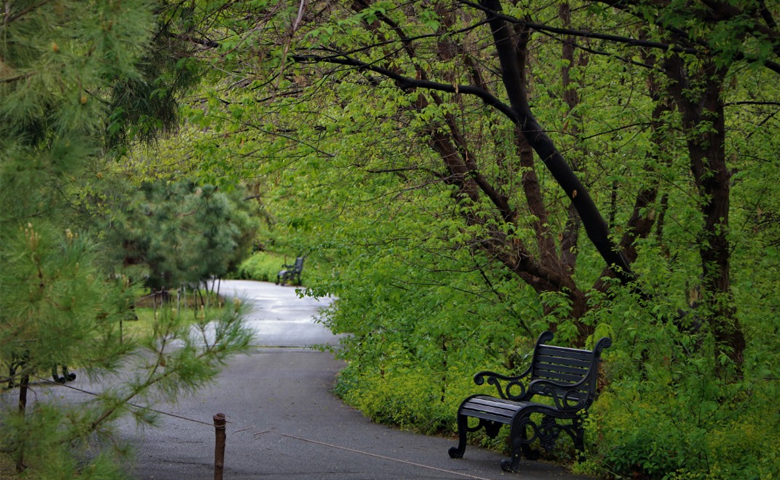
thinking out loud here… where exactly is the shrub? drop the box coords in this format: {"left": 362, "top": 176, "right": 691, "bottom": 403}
{"left": 587, "top": 374, "right": 780, "bottom": 480}
{"left": 236, "top": 252, "right": 288, "bottom": 282}
{"left": 335, "top": 362, "right": 458, "bottom": 435}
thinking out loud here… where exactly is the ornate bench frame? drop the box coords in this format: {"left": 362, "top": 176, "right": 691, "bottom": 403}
{"left": 275, "top": 257, "right": 305, "bottom": 286}
{"left": 448, "top": 331, "right": 611, "bottom": 472}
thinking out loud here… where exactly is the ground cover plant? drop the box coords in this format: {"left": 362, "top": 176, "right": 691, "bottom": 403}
{"left": 236, "top": 251, "right": 293, "bottom": 282}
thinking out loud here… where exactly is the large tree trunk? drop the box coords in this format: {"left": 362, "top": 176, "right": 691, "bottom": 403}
{"left": 664, "top": 55, "right": 746, "bottom": 369}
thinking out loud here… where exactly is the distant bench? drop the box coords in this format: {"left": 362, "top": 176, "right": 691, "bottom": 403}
{"left": 275, "top": 257, "right": 304, "bottom": 286}
{"left": 6, "top": 355, "right": 76, "bottom": 389}
{"left": 448, "top": 331, "right": 611, "bottom": 472}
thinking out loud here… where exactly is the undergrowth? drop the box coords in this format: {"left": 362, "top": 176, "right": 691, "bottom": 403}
{"left": 333, "top": 340, "right": 780, "bottom": 480}
{"left": 235, "top": 252, "right": 289, "bottom": 282}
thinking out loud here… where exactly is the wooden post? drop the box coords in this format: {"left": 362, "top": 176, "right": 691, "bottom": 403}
{"left": 214, "top": 413, "right": 226, "bottom": 480}
{"left": 16, "top": 371, "right": 29, "bottom": 472}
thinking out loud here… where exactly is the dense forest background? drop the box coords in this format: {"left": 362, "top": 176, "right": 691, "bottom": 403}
{"left": 3, "top": 0, "right": 780, "bottom": 478}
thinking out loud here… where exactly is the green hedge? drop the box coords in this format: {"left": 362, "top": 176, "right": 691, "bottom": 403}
{"left": 235, "top": 252, "right": 287, "bottom": 282}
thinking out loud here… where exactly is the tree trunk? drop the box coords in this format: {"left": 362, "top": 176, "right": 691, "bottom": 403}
{"left": 664, "top": 55, "right": 746, "bottom": 369}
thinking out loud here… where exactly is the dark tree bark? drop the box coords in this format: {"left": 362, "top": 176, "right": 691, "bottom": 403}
{"left": 664, "top": 54, "right": 746, "bottom": 368}
{"left": 480, "top": 0, "right": 635, "bottom": 285}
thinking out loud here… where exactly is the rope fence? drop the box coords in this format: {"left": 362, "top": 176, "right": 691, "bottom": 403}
{"left": 24, "top": 377, "right": 496, "bottom": 480}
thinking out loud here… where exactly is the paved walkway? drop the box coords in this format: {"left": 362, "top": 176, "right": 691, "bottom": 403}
{"left": 86, "top": 281, "right": 595, "bottom": 479}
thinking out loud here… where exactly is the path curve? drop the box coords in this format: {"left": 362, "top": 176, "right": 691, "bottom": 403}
{"left": 216, "top": 279, "right": 341, "bottom": 348}
{"left": 77, "top": 281, "right": 595, "bottom": 479}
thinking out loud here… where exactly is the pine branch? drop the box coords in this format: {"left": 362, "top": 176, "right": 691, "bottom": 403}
{"left": 3, "top": 1, "right": 49, "bottom": 25}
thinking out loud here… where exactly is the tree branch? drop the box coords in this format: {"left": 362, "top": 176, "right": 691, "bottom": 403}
{"left": 291, "top": 53, "right": 520, "bottom": 125}
{"left": 479, "top": 0, "right": 635, "bottom": 283}
{"left": 459, "top": 0, "right": 699, "bottom": 54}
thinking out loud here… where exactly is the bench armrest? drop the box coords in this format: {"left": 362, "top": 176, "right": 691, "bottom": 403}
{"left": 526, "top": 378, "right": 590, "bottom": 412}
{"left": 473, "top": 366, "right": 533, "bottom": 401}
{"left": 472, "top": 331, "right": 554, "bottom": 401}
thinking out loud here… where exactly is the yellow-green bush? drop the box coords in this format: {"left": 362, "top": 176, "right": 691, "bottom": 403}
{"left": 586, "top": 377, "right": 780, "bottom": 480}
{"left": 236, "top": 252, "right": 288, "bottom": 282}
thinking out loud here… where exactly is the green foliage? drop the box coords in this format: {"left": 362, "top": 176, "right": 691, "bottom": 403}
{"left": 588, "top": 364, "right": 780, "bottom": 479}
{"left": 99, "top": 0, "right": 780, "bottom": 478}
{"left": 0, "top": 225, "right": 125, "bottom": 379}
{"left": 99, "top": 179, "right": 258, "bottom": 290}
{"left": 335, "top": 363, "right": 472, "bottom": 435}
{"left": 0, "top": 224, "right": 253, "bottom": 478}
{"left": 235, "top": 252, "right": 287, "bottom": 282}
{"left": 106, "top": 4, "right": 203, "bottom": 149}
{"left": 1, "top": 298, "right": 252, "bottom": 478}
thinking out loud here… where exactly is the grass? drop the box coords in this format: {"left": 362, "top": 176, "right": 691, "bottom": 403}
{"left": 120, "top": 307, "right": 227, "bottom": 342}
{"left": 120, "top": 289, "right": 228, "bottom": 340}
{"left": 0, "top": 454, "right": 15, "bottom": 479}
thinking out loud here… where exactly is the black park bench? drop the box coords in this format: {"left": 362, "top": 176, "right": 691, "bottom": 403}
{"left": 275, "top": 257, "right": 304, "bottom": 286}
{"left": 448, "top": 331, "right": 612, "bottom": 472}
{"left": 6, "top": 354, "right": 75, "bottom": 389}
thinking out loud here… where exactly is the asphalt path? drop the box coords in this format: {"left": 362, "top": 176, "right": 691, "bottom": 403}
{"left": 216, "top": 279, "right": 341, "bottom": 348}
{"left": 20, "top": 280, "right": 593, "bottom": 480}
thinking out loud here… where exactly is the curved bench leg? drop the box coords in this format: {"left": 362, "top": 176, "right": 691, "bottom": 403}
{"left": 7, "top": 363, "right": 18, "bottom": 389}
{"left": 7, "top": 354, "right": 27, "bottom": 389}
{"left": 502, "top": 416, "right": 529, "bottom": 472}
{"left": 448, "top": 413, "right": 469, "bottom": 459}
{"left": 501, "top": 437, "right": 522, "bottom": 472}
{"left": 565, "top": 417, "right": 586, "bottom": 462}
{"left": 521, "top": 426, "right": 541, "bottom": 461}
{"left": 52, "top": 364, "right": 76, "bottom": 384}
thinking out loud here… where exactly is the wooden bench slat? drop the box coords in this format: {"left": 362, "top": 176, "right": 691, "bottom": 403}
{"left": 534, "top": 358, "right": 591, "bottom": 372}
{"left": 466, "top": 396, "right": 519, "bottom": 408}
{"left": 533, "top": 370, "right": 587, "bottom": 384}
{"left": 462, "top": 404, "right": 516, "bottom": 419}
{"left": 534, "top": 362, "right": 590, "bottom": 376}
{"left": 536, "top": 361, "right": 591, "bottom": 374}
{"left": 460, "top": 409, "right": 514, "bottom": 424}
{"left": 536, "top": 345, "right": 592, "bottom": 361}
{"left": 464, "top": 397, "right": 526, "bottom": 412}
{"left": 536, "top": 363, "right": 590, "bottom": 376}
{"left": 536, "top": 349, "right": 592, "bottom": 364}
{"left": 535, "top": 353, "right": 592, "bottom": 368}
{"left": 462, "top": 398, "right": 561, "bottom": 423}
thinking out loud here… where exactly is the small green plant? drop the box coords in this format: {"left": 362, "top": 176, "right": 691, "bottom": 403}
{"left": 335, "top": 363, "right": 458, "bottom": 435}
{"left": 586, "top": 361, "right": 780, "bottom": 480}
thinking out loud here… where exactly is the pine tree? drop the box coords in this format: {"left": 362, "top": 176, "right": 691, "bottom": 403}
{"left": 1, "top": 2, "right": 251, "bottom": 477}
{"left": 101, "top": 179, "right": 258, "bottom": 293}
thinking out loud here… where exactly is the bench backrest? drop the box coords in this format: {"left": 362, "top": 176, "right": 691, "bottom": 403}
{"left": 292, "top": 257, "right": 304, "bottom": 272}
{"left": 528, "top": 331, "right": 611, "bottom": 409}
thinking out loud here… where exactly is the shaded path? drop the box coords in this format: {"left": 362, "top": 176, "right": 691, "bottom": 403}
{"left": 216, "top": 279, "right": 341, "bottom": 348}
{"left": 106, "top": 281, "right": 594, "bottom": 479}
